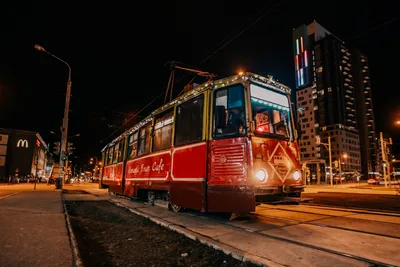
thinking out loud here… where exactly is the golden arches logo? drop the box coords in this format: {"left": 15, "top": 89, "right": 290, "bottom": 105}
{"left": 17, "top": 139, "right": 28, "bottom": 148}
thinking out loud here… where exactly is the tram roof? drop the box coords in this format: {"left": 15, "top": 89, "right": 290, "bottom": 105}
{"left": 102, "top": 72, "right": 291, "bottom": 151}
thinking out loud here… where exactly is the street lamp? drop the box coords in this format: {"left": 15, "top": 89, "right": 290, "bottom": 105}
{"left": 35, "top": 44, "right": 72, "bottom": 189}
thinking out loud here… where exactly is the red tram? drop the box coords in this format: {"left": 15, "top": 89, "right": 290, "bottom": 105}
{"left": 100, "top": 72, "right": 304, "bottom": 214}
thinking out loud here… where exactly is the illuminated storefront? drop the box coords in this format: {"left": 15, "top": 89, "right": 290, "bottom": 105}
{"left": 0, "top": 128, "right": 52, "bottom": 180}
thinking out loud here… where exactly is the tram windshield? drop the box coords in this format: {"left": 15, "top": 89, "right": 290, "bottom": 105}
{"left": 213, "top": 84, "right": 246, "bottom": 138}
{"left": 250, "top": 84, "right": 292, "bottom": 140}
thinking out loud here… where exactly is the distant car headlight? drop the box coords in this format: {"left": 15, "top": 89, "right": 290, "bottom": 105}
{"left": 256, "top": 169, "right": 268, "bottom": 182}
{"left": 293, "top": 170, "right": 301, "bottom": 181}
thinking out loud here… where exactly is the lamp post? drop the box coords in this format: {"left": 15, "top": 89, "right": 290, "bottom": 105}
{"left": 318, "top": 136, "right": 333, "bottom": 186}
{"left": 35, "top": 44, "right": 72, "bottom": 189}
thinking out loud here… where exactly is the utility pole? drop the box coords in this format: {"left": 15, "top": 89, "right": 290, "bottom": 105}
{"left": 60, "top": 79, "right": 72, "bottom": 187}
{"left": 318, "top": 136, "right": 333, "bottom": 186}
{"left": 380, "top": 132, "right": 388, "bottom": 187}
{"left": 338, "top": 158, "right": 342, "bottom": 185}
{"left": 34, "top": 152, "right": 38, "bottom": 190}
{"left": 35, "top": 44, "right": 72, "bottom": 189}
{"left": 302, "top": 163, "right": 307, "bottom": 186}
{"left": 328, "top": 137, "right": 333, "bottom": 186}
{"left": 388, "top": 138, "right": 393, "bottom": 187}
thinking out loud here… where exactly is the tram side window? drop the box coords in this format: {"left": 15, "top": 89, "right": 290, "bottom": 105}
{"left": 213, "top": 84, "right": 246, "bottom": 138}
{"left": 175, "top": 95, "right": 204, "bottom": 146}
{"left": 138, "top": 122, "right": 152, "bottom": 156}
{"left": 127, "top": 132, "right": 138, "bottom": 159}
{"left": 105, "top": 148, "right": 109, "bottom": 166}
{"left": 113, "top": 142, "right": 119, "bottom": 164}
{"left": 117, "top": 138, "right": 125, "bottom": 162}
{"left": 153, "top": 109, "right": 174, "bottom": 152}
{"left": 107, "top": 145, "right": 114, "bottom": 165}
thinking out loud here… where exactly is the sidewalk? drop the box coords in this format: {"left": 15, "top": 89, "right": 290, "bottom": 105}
{"left": 0, "top": 183, "right": 73, "bottom": 267}
{"left": 304, "top": 183, "right": 399, "bottom": 195}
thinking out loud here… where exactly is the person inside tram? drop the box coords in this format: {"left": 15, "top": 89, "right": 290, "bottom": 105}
{"left": 274, "top": 121, "right": 288, "bottom": 137}
{"left": 226, "top": 108, "right": 245, "bottom": 136}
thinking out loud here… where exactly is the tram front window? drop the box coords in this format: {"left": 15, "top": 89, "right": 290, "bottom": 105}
{"left": 250, "top": 84, "right": 292, "bottom": 140}
{"left": 213, "top": 84, "right": 246, "bottom": 138}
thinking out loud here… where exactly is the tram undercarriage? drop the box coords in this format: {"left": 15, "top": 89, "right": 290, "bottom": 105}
{"left": 104, "top": 183, "right": 306, "bottom": 221}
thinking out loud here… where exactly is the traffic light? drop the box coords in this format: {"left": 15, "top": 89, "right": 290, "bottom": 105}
{"left": 53, "top": 142, "right": 60, "bottom": 155}
{"left": 334, "top": 160, "right": 339, "bottom": 169}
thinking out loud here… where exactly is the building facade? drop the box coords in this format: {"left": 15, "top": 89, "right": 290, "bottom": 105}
{"left": 293, "top": 21, "right": 375, "bottom": 182}
{"left": 0, "top": 128, "right": 51, "bottom": 181}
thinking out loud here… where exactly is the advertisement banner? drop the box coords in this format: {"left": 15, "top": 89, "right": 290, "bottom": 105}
{"left": 125, "top": 152, "right": 170, "bottom": 180}
{"left": 103, "top": 165, "right": 115, "bottom": 180}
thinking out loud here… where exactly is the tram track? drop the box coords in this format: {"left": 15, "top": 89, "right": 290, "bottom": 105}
{"left": 128, "top": 198, "right": 398, "bottom": 267}
{"left": 258, "top": 203, "right": 400, "bottom": 221}
{"left": 209, "top": 210, "right": 399, "bottom": 266}
{"left": 254, "top": 208, "right": 400, "bottom": 240}
{"left": 174, "top": 208, "right": 397, "bottom": 267}
{"left": 303, "top": 203, "right": 400, "bottom": 216}
{"left": 82, "top": 188, "right": 400, "bottom": 267}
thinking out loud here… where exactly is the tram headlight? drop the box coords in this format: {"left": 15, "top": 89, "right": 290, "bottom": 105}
{"left": 256, "top": 169, "right": 268, "bottom": 182}
{"left": 293, "top": 170, "right": 301, "bottom": 181}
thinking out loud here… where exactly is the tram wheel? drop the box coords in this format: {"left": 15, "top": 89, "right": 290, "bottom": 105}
{"left": 147, "top": 191, "right": 155, "bottom": 205}
{"left": 170, "top": 203, "right": 182, "bottom": 212}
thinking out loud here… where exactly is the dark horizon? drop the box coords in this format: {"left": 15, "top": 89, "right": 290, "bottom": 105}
{"left": 0, "top": 0, "right": 399, "bottom": 167}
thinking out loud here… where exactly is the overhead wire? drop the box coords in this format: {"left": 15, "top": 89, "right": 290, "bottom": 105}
{"left": 200, "top": 0, "right": 285, "bottom": 64}
{"left": 100, "top": 91, "right": 165, "bottom": 143}
{"left": 176, "top": 0, "right": 286, "bottom": 95}
{"left": 101, "top": 0, "right": 285, "bottom": 143}
{"left": 348, "top": 16, "right": 398, "bottom": 43}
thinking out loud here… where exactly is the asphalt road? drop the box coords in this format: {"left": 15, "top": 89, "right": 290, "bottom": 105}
{"left": 302, "top": 192, "right": 400, "bottom": 212}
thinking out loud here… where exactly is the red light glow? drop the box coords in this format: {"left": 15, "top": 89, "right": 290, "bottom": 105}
{"left": 257, "top": 126, "right": 264, "bottom": 133}
{"left": 304, "top": 50, "right": 308, "bottom": 67}
{"left": 300, "top": 37, "right": 304, "bottom": 52}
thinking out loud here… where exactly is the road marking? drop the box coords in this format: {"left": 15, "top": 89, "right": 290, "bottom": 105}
{"left": 0, "top": 191, "right": 24, "bottom": 200}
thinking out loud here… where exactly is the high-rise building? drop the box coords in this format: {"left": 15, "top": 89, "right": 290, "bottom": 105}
{"left": 293, "top": 21, "right": 376, "bottom": 183}
{"left": 351, "top": 50, "right": 378, "bottom": 175}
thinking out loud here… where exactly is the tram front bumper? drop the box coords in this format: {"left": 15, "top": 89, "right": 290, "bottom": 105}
{"left": 254, "top": 184, "right": 304, "bottom": 203}
{"left": 254, "top": 184, "right": 305, "bottom": 196}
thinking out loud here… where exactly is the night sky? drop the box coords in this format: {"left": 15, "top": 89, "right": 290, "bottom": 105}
{"left": 0, "top": 1, "right": 399, "bottom": 167}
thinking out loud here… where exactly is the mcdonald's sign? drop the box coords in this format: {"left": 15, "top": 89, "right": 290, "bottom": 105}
{"left": 17, "top": 139, "right": 29, "bottom": 148}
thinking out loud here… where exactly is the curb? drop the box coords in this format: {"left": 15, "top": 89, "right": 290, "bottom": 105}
{"left": 61, "top": 192, "right": 84, "bottom": 267}
{"left": 308, "top": 190, "right": 398, "bottom": 195}
{"left": 110, "top": 199, "right": 283, "bottom": 267}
